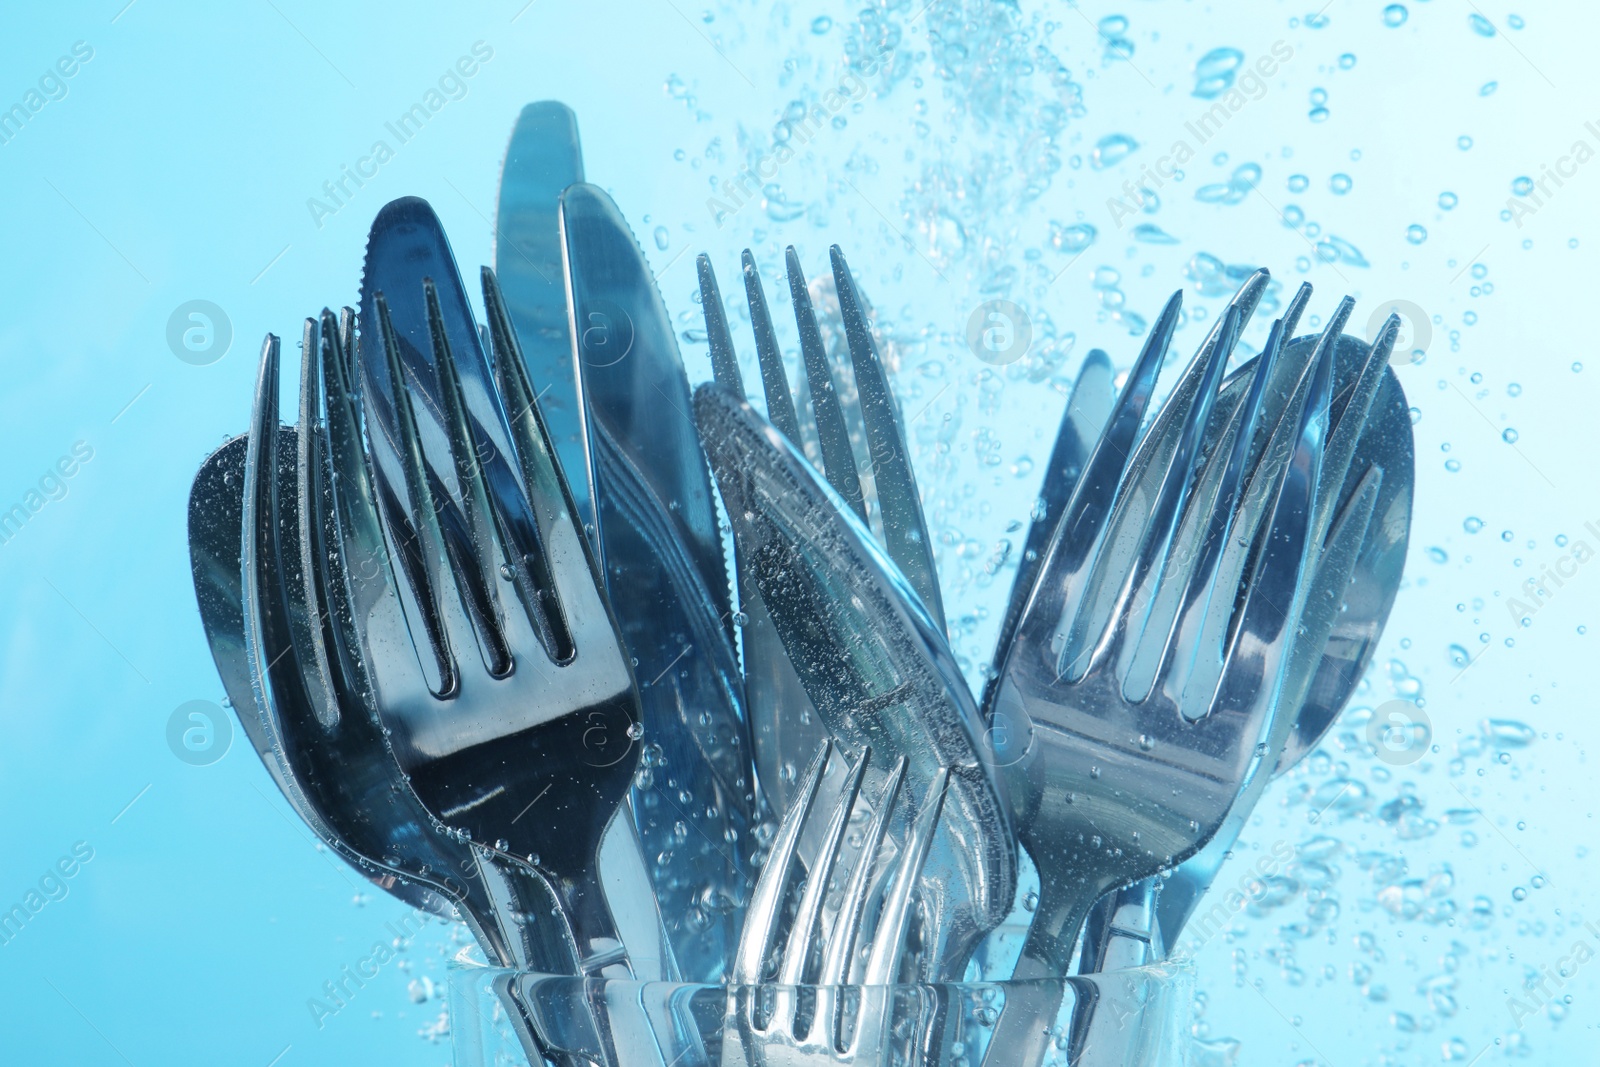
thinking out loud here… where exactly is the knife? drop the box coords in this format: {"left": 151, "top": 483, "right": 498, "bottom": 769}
{"left": 559, "top": 183, "right": 757, "bottom": 982}
{"left": 495, "top": 101, "right": 591, "bottom": 525}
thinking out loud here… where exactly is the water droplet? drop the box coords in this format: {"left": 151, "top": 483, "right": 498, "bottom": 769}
{"left": 1091, "top": 133, "right": 1139, "bottom": 169}
{"left": 1330, "top": 173, "right": 1352, "bottom": 194}
{"left": 1288, "top": 173, "right": 1309, "bottom": 193}
{"left": 1511, "top": 176, "right": 1534, "bottom": 197}
{"left": 1468, "top": 13, "right": 1496, "bottom": 36}
{"left": 1406, "top": 224, "right": 1428, "bottom": 244}
{"left": 627, "top": 722, "right": 645, "bottom": 740}
{"left": 810, "top": 14, "right": 832, "bottom": 33}
{"left": 1132, "top": 223, "right": 1180, "bottom": 244}
{"left": 1463, "top": 516, "right": 1483, "bottom": 533}
{"left": 1502, "top": 427, "right": 1519, "bottom": 443}
{"left": 1051, "top": 221, "right": 1098, "bottom": 253}
{"left": 1458, "top": 135, "right": 1474, "bottom": 151}
{"left": 1383, "top": 4, "right": 1408, "bottom": 27}
{"left": 1192, "top": 47, "right": 1244, "bottom": 99}
{"left": 652, "top": 225, "right": 670, "bottom": 251}
{"left": 1439, "top": 191, "right": 1458, "bottom": 210}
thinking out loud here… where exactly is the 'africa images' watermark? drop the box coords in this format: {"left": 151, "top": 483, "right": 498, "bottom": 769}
{"left": 1105, "top": 41, "right": 1295, "bottom": 228}
{"left": 1503, "top": 120, "right": 1600, "bottom": 229}
{"left": 307, "top": 907, "right": 430, "bottom": 1029}
{"left": 1504, "top": 517, "right": 1600, "bottom": 625}
{"left": 1505, "top": 919, "right": 1598, "bottom": 1029}
{"left": 306, "top": 42, "right": 494, "bottom": 230}
{"left": 0, "top": 40, "right": 94, "bottom": 148}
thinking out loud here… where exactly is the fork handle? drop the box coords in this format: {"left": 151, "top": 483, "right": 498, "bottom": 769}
{"left": 547, "top": 865, "right": 633, "bottom": 977}
{"left": 979, "top": 887, "right": 1093, "bottom": 1067}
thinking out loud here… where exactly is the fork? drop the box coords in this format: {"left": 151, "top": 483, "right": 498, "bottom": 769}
{"left": 981, "top": 279, "right": 1339, "bottom": 1065}
{"left": 327, "top": 273, "right": 646, "bottom": 980}
{"left": 722, "top": 740, "right": 948, "bottom": 1067}
{"left": 226, "top": 317, "right": 594, "bottom": 1064}
{"left": 693, "top": 381, "right": 1016, "bottom": 989}
{"left": 698, "top": 246, "right": 946, "bottom": 820}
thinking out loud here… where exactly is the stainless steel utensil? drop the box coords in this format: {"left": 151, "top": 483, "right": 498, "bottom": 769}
{"left": 559, "top": 185, "right": 758, "bottom": 980}
{"left": 353, "top": 197, "right": 694, "bottom": 985}
{"left": 696, "top": 250, "right": 822, "bottom": 819}
{"left": 982, "top": 281, "right": 1337, "bottom": 1066}
{"left": 1072, "top": 318, "right": 1410, "bottom": 969}
{"left": 495, "top": 101, "right": 589, "bottom": 525}
{"left": 693, "top": 384, "right": 1016, "bottom": 984}
{"left": 695, "top": 246, "right": 946, "bottom": 820}
{"left": 191, "top": 321, "right": 596, "bottom": 1065}
{"left": 346, "top": 276, "right": 645, "bottom": 980}
{"left": 190, "top": 420, "right": 562, "bottom": 972}
{"left": 723, "top": 741, "right": 948, "bottom": 1067}
{"left": 1148, "top": 325, "right": 1410, "bottom": 956}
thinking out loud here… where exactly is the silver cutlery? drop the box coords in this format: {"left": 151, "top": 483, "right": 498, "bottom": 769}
{"left": 351, "top": 277, "right": 643, "bottom": 979}
{"left": 695, "top": 246, "right": 947, "bottom": 822}
{"left": 692, "top": 382, "right": 1016, "bottom": 985}
{"left": 1145, "top": 323, "right": 1410, "bottom": 956}
{"left": 190, "top": 321, "right": 594, "bottom": 1066}
{"left": 695, "top": 250, "right": 823, "bottom": 819}
{"left": 559, "top": 185, "right": 758, "bottom": 980}
{"left": 353, "top": 196, "right": 681, "bottom": 984}
{"left": 1068, "top": 293, "right": 1411, "bottom": 970}
{"left": 982, "top": 280, "right": 1338, "bottom": 1066}
{"left": 495, "top": 101, "right": 589, "bottom": 525}
{"left": 723, "top": 741, "right": 947, "bottom": 1067}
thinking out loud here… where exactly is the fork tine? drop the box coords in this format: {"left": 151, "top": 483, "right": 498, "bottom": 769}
{"left": 368, "top": 292, "right": 458, "bottom": 696}
{"left": 697, "top": 254, "right": 746, "bottom": 394}
{"left": 482, "top": 266, "right": 605, "bottom": 661}
{"left": 744, "top": 250, "right": 802, "bottom": 444}
{"left": 242, "top": 332, "right": 289, "bottom": 683}
{"left": 336, "top": 306, "right": 356, "bottom": 370}
{"left": 862, "top": 766, "right": 949, "bottom": 987}
{"left": 427, "top": 279, "right": 513, "bottom": 677}
{"left": 1280, "top": 282, "right": 1313, "bottom": 340}
{"left": 1176, "top": 295, "right": 1347, "bottom": 713}
{"left": 830, "top": 246, "right": 945, "bottom": 629}
{"left": 734, "top": 740, "right": 833, "bottom": 987}
{"left": 1134, "top": 315, "right": 1288, "bottom": 704}
{"left": 1069, "top": 299, "right": 1246, "bottom": 678}
{"left": 318, "top": 307, "right": 425, "bottom": 682}
{"left": 787, "top": 246, "right": 867, "bottom": 522}
{"left": 1209, "top": 317, "right": 1334, "bottom": 716}
{"left": 808, "top": 755, "right": 908, "bottom": 1051}
{"left": 293, "top": 317, "right": 342, "bottom": 729}
{"left": 776, "top": 748, "right": 871, "bottom": 987}
{"left": 1314, "top": 314, "right": 1398, "bottom": 543}
{"left": 1018, "top": 290, "right": 1181, "bottom": 675}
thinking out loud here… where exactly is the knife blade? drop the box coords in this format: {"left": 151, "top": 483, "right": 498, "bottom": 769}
{"left": 559, "top": 183, "right": 757, "bottom": 981}
{"left": 495, "top": 101, "right": 590, "bottom": 525}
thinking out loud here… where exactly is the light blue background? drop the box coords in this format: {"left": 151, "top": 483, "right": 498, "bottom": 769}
{"left": 0, "top": 1, "right": 1594, "bottom": 1064}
